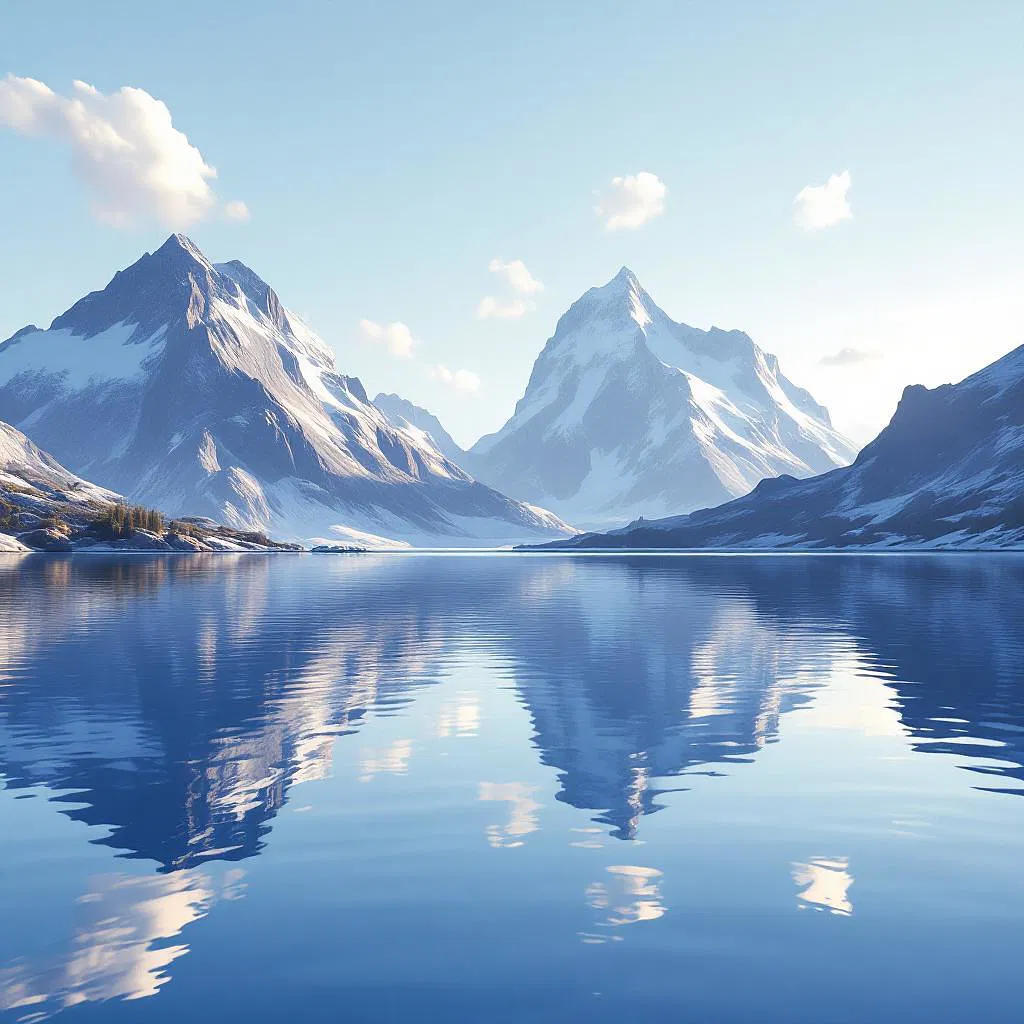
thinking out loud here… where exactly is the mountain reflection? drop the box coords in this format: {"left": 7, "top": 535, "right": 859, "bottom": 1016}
{"left": 2, "top": 554, "right": 1023, "bottom": 864}
{"left": 0, "top": 554, "right": 449, "bottom": 869}
{"left": 1, "top": 553, "right": 1022, "bottom": 1017}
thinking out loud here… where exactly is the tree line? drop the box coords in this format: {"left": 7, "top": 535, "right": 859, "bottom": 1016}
{"left": 94, "top": 503, "right": 165, "bottom": 539}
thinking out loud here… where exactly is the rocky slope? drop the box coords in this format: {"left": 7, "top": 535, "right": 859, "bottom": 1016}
{"left": 0, "top": 418, "right": 298, "bottom": 552}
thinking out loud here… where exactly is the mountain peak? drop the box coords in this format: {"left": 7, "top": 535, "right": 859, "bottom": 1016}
{"left": 46, "top": 233, "right": 217, "bottom": 336}
{"left": 372, "top": 392, "right": 466, "bottom": 462}
{"left": 599, "top": 265, "right": 642, "bottom": 294}
{"left": 586, "top": 265, "right": 652, "bottom": 330}
{"left": 152, "top": 233, "right": 213, "bottom": 272}
{"left": 216, "top": 259, "right": 273, "bottom": 303}
{"left": 0, "top": 241, "right": 575, "bottom": 547}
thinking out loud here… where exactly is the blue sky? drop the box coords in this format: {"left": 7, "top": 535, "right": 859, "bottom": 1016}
{"left": 1, "top": 0, "right": 1022, "bottom": 446}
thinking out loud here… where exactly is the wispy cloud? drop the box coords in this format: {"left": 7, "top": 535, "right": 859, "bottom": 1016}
{"left": 476, "top": 296, "right": 531, "bottom": 320}
{"left": 794, "top": 171, "right": 852, "bottom": 231}
{"left": 223, "top": 200, "right": 251, "bottom": 222}
{"left": 595, "top": 171, "right": 667, "bottom": 231}
{"left": 430, "top": 365, "right": 481, "bottom": 393}
{"left": 818, "top": 346, "right": 881, "bottom": 367}
{"left": 360, "top": 320, "right": 480, "bottom": 392}
{"left": 0, "top": 75, "right": 234, "bottom": 228}
{"left": 488, "top": 258, "right": 543, "bottom": 295}
{"left": 359, "top": 319, "right": 416, "bottom": 359}
{"left": 477, "top": 258, "right": 543, "bottom": 319}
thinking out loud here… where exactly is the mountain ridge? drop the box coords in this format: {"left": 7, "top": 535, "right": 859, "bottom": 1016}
{"left": 534, "top": 341, "right": 1024, "bottom": 550}
{"left": 372, "top": 392, "right": 467, "bottom": 464}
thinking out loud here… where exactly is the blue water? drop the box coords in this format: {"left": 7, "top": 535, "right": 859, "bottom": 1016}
{"left": 1, "top": 552, "right": 1023, "bottom": 1023}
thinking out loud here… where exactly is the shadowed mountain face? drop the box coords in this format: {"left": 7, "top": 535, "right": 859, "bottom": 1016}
{"left": 466, "top": 269, "right": 855, "bottom": 530}
{"left": 0, "top": 236, "right": 572, "bottom": 547}
{"left": 552, "top": 344, "right": 1024, "bottom": 550}
{"left": 1, "top": 553, "right": 1021, "bottom": 864}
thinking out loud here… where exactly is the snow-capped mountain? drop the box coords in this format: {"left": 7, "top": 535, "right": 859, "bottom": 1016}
{"left": 543, "top": 342, "right": 1024, "bottom": 550}
{"left": 0, "top": 235, "right": 573, "bottom": 547}
{"left": 467, "top": 268, "right": 856, "bottom": 529}
{"left": 372, "top": 392, "right": 466, "bottom": 464}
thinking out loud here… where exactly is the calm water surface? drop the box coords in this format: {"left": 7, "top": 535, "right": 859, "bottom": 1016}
{"left": 1, "top": 552, "right": 1022, "bottom": 1022}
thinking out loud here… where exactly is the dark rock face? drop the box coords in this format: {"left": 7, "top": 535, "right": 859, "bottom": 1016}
{"left": 166, "top": 533, "right": 206, "bottom": 552}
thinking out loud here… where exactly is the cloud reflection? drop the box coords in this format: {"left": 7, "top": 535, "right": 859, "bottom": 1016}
{"left": 0, "top": 868, "right": 235, "bottom": 1020}
{"left": 581, "top": 865, "right": 666, "bottom": 944}
{"left": 478, "top": 782, "right": 541, "bottom": 848}
{"left": 792, "top": 857, "right": 854, "bottom": 916}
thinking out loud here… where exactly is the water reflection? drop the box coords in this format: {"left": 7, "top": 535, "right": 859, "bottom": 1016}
{"left": 478, "top": 782, "right": 542, "bottom": 848}
{"left": 0, "top": 553, "right": 1022, "bottom": 1020}
{"left": 2, "top": 555, "right": 1023, "bottom": 856}
{"left": 793, "top": 857, "right": 854, "bottom": 917}
{"left": 0, "top": 866, "right": 241, "bottom": 1020}
{"left": 580, "top": 865, "right": 667, "bottom": 945}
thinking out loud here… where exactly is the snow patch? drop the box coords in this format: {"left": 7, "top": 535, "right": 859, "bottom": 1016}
{"left": 0, "top": 322, "right": 165, "bottom": 390}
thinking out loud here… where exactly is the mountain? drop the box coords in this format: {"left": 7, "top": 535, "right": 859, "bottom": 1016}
{"left": 539, "top": 343, "right": 1024, "bottom": 550}
{"left": 0, "top": 236, "right": 573, "bottom": 547}
{"left": 0, "top": 417, "right": 299, "bottom": 552}
{"left": 372, "top": 392, "right": 466, "bottom": 464}
{"left": 467, "top": 268, "right": 856, "bottom": 529}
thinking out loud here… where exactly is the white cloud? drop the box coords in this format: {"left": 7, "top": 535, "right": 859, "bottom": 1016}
{"left": 488, "top": 258, "right": 543, "bottom": 295}
{"left": 818, "top": 346, "right": 882, "bottom": 367}
{"left": 359, "top": 319, "right": 415, "bottom": 359}
{"left": 223, "top": 199, "right": 251, "bottom": 222}
{"left": 594, "top": 171, "right": 667, "bottom": 231}
{"left": 0, "top": 75, "right": 229, "bottom": 228}
{"left": 794, "top": 171, "right": 852, "bottom": 231}
{"left": 430, "top": 365, "right": 481, "bottom": 393}
{"left": 476, "top": 296, "right": 531, "bottom": 320}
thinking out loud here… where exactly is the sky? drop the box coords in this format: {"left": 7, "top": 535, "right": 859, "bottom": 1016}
{"left": 1, "top": 0, "right": 1022, "bottom": 448}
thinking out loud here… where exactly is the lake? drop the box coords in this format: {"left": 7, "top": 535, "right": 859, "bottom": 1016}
{"left": 1, "top": 552, "right": 1022, "bottom": 1023}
